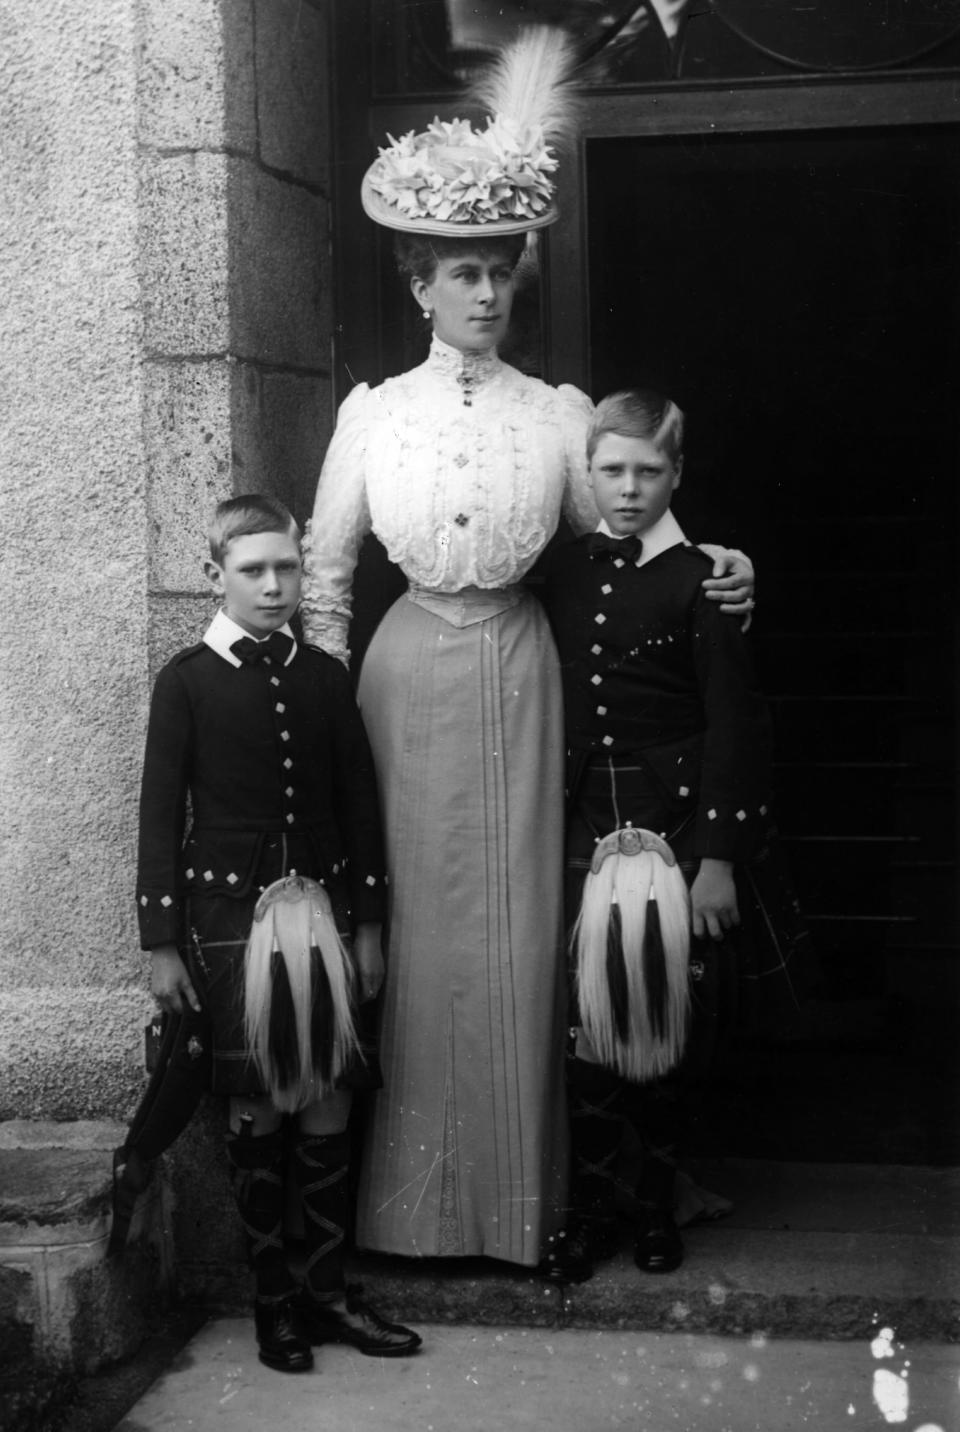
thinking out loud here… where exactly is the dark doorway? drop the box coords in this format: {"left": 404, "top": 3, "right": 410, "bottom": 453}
{"left": 588, "top": 127, "right": 959, "bottom": 1163}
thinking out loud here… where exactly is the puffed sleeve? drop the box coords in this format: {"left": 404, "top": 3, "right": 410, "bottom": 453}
{"left": 300, "top": 383, "right": 372, "bottom": 666}
{"left": 558, "top": 384, "right": 598, "bottom": 535}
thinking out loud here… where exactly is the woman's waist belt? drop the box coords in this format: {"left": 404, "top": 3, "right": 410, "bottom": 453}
{"left": 406, "top": 584, "right": 522, "bottom": 628}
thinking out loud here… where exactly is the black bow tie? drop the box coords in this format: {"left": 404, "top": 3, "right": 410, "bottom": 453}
{"left": 586, "top": 532, "right": 643, "bottom": 563}
{"left": 230, "top": 631, "right": 294, "bottom": 667}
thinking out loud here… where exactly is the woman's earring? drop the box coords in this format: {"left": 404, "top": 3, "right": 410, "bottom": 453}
{"left": 422, "top": 308, "right": 432, "bottom": 320}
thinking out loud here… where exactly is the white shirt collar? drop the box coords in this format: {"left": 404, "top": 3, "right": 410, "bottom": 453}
{"left": 203, "top": 608, "right": 298, "bottom": 668}
{"left": 597, "top": 508, "right": 686, "bottom": 567}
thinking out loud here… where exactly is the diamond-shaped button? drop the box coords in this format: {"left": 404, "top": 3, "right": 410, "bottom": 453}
{"left": 678, "top": 786, "right": 690, "bottom": 798}
{"left": 185, "top": 867, "right": 195, "bottom": 879}
{"left": 707, "top": 810, "right": 717, "bottom": 821}
{"left": 160, "top": 895, "right": 173, "bottom": 908}
{"left": 591, "top": 643, "right": 602, "bottom": 655}
{"left": 140, "top": 895, "right": 148, "bottom": 906}
{"left": 591, "top": 674, "right": 602, "bottom": 686}
{"left": 270, "top": 676, "right": 280, "bottom": 687}
{"left": 285, "top": 786, "right": 294, "bottom": 797}
{"left": 594, "top": 613, "right": 606, "bottom": 625}
{"left": 602, "top": 735, "right": 614, "bottom": 747}
{"left": 597, "top": 705, "right": 607, "bottom": 716}
{"left": 226, "top": 872, "right": 239, "bottom": 885}
{"left": 736, "top": 809, "right": 747, "bottom": 822}
{"left": 366, "top": 875, "right": 377, "bottom": 886}
{"left": 280, "top": 730, "right": 290, "bottom": 741}
{"left": 286, "top": 813, "right": 295, "bottom": 825}
{"left": 203, "top": 869, "right": 214, "bottom": 881}
{"left": 284, "top": 758, "right": 293, "bottom": 770}
{"left": 275, "top": 702, "right": 285, "bottom": 713}
{"left": 601, "top": 583, "right": 612, "bottom": 595}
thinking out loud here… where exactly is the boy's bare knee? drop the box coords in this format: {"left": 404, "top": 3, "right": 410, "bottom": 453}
{"left": 297, "top": 1090, "right": 352, "bottom": 1135}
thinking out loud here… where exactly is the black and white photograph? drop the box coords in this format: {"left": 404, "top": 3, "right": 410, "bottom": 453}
{"left": 1, "top": 3, "right": 958, "bottom": 1429}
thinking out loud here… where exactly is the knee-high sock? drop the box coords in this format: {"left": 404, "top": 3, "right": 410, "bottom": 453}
{"left": 626, "top": 1082, "right": 680, "bottom": 1212}
{"left": 569, "top": 1057, "right": 625, "bottom": 1222}
{"left": 292, "top": 1130, "right": 350, "bottom": 1304}
{"left": 225, "top": 1126, "right": 297, "bottom": 1301}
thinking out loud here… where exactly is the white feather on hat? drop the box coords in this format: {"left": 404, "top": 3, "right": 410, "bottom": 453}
{"left": 361, "top": 27, "right": 579, "bottom": 237}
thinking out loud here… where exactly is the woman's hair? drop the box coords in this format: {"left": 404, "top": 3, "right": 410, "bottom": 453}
{"left": 586, "top": 389, "right": 685, "bottom": 467}
{"left": 393, "top": 231, "right": 526, "bottom": 284}
{"left": 208, "top": 493, "right": 299, "bottom": 564}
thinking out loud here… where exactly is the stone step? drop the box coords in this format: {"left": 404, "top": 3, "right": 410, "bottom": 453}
{"left": 175, "top": 1158, "right": 960, "bottom": 1345}
{"left": 0, "top": 1120, "right": 175, "bottom": 1432}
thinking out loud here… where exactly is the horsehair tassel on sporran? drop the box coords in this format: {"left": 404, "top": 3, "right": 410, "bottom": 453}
{"left": 244, "top": 876, "right": 360, "bottom": 1113}
{"left": 574, "top": 827, "right": 691, "bottom": 1082}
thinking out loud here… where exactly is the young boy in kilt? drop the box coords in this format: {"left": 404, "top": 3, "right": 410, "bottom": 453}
{"left": 125, "top": 494, "right": 420, "bottom": 1371}
{"left": 538, "top": 391, "right": 773, "bottom": 1283}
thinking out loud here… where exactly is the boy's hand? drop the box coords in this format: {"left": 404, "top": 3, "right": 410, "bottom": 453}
{"left": 690, "top": 859, "right": 739, "bottom": 942}
{"left": 151, "top": 945, "right": 201, "bottom": 1015}
{"left": 699, "top": 545, "right": 755, "bottom": 626}
{"left": 353, "top": 923, "right": 385, "bottom": 1003}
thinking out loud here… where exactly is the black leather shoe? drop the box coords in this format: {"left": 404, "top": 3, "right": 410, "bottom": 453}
{"left": 539, "top": 1216, "right": 620, "bottom": 1285}
{"left": 298, "top": 1287, "right": 422, "bottom": 1357}
{"left": 254, "top": 1296, "right": 314, "bottom": 1373}
{"left": 633, "top": 1210, "right": 683, "bottom": 1274}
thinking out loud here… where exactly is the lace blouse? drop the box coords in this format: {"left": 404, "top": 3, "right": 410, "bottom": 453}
{"left": 301, "top": 335, "right": 597, "bottom": 664}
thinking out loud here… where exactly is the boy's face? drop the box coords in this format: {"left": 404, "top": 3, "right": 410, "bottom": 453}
{"left": 204, "top": 530, "right": 302, "bottom": 639}
{"left": 589, "top": 433, "right": 681, "bottom": 538}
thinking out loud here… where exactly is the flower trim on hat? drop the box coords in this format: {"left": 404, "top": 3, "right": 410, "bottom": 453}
{"left": 367, "top": 116, "right": 559, "bottom": 227}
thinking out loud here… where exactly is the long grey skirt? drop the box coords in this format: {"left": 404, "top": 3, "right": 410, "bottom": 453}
{"left": 354, "top": 587, "right": 569, "bottom": 1265}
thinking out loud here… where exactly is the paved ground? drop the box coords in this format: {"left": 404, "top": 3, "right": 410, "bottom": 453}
{"left": 112, "top": 1321, "right": 959, "bottom": 1432}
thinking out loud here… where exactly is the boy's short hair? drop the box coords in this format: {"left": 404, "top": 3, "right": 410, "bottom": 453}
{"left": 208, "top": 494, "right": 299, "bottom": 564}
{"left": 586, "top": 389, "right": 685, "bottom": 467}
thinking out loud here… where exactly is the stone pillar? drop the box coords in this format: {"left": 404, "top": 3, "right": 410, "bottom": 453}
{"left": 0, "top": 0, "right": 151, "bottom": 1120}
{"left": 0, "top": 0, "right": 334, "bottom": 1120}
{"left": 141, "top": 0, "right": 332, "bottom": 663}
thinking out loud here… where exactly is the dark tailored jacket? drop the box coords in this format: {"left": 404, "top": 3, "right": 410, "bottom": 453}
{"left": 539, "top": 536, "right": 773, "bottom": 864}
{"left": 136, "top": 640, "right": 386, "bottom": 949}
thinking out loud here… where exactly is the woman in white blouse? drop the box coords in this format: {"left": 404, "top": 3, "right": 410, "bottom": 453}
{"left": 300, "top": 43, "right": 751, "bottom": 1266}
{"left": 301, "top": 232, "right": 586, "bottom": 1267}
{"left": 301, "top": 230, "right": 751, "bottom": 1268}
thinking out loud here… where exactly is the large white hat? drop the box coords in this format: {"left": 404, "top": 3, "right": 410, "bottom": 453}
{"left": 361, "top": 29, "right": 577, "bottom": 238}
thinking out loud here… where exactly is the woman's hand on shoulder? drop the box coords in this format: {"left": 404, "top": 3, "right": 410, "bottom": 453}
{"left": 699, "top": 544, "right": 755, "bottom": 625}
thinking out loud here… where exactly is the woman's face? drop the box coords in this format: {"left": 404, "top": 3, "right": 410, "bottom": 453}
{"left": 411, "top": 251, "right": 516, "bottom": 353}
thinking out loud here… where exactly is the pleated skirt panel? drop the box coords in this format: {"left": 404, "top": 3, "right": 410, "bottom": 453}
{"left": 354, "top": 590, "right": 569, "bottom": 1265}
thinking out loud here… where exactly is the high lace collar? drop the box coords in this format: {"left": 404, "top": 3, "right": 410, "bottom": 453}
{"left": 427, "top": 333, "right": 501, "bottom": 390}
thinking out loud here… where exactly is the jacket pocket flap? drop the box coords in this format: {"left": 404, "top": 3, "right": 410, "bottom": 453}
{"left": 181, "top": 830, "right": 265, "bottom": 897}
